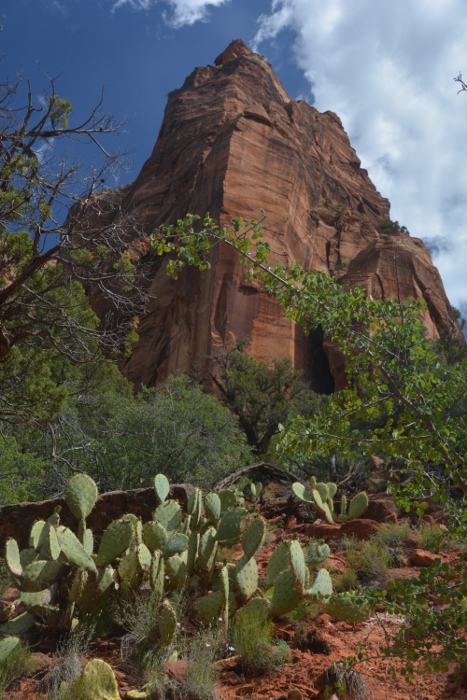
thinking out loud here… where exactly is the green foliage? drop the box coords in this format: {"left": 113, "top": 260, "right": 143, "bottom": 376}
{"left": 344, "top": 537, "right": 395, "bottom": 587}
{"left": 417, "top": 523, "right": 447, "bottom": 553}
{"left": 0, "top": 640, "right": 35, "bottom": 698}
{"left": 232, "top": 601, "right": 287, "bottom": 673}
{"left": 379, "top": 219, "right": 410, "bottom": 235}
{"left": 183, "top": 628, "right": 221, "bottom": 700}
{"left": 375, "top": 521, "right": 411, "bottom": 547}
{"left": 212, "top": 338, "right": 320, "bottom": 455}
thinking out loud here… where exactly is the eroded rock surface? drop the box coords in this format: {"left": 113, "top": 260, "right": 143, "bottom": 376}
{"left": 84, "top": 39, "right": 461, "bottom": 390}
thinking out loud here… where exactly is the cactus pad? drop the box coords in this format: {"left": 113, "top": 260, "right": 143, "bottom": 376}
{"left": 0, "top": 636, "right": 22, "bottom": 661}
{"left": 22, "top": 560, "right": 63, "bottom": 591}
{"left": 308, "top": 568, "right": 333, "bottom": 600}
{"left": 292, "top": 482, "right": 313, "bottom": 503}
{"left": 20, "top": 587, "right": 55, "bottom": 607}
{"left": 136, "top": 543, "right": 152, "bottom": 572}
{"left": 158, "top": 600, "right": 177, "bottom": 646}
{"left": 348, "top": 492, "right": 369, "bottom": 519}
{"left": 198, "top": 527, "right": 218, "bottom": 573}
{"left": 47, "top": 526, "right": 61, "bottom": 561}
{"left": 218, "top": 489, "right": 237, "bottom": 513}
{"left": 150, "top": 552, "right": 164, "bottom": 598}
{"left": 64, "top": 473, "right": 98, "bottom": 521}
{"left": 265, "top": 541, "right": 290, "bottom": 588}
{"left": 187, "top": 487, "right": 200, "bottom": 515}
{"left": 0, "top": 612, "right": 35, "bottom": 636}
{"left": 29, "top": 520, "right": 46, "bottom": 550}
{"left": 96, "top": 518, "right": 134, "bottom": 567}
{"left": 74, "top": 658, "right": 119, "bottom": 700}
{"left": 153, "top": 500, "right": 182, "bottom": 533}
{"left": 163, "top": 533, "right": 189, "bottom": 558}
{"left": 306, "top": 542, "right": 330, "bottom": 565}
{"left": 289, "top": 540, "right": 307, "bottom": 594}
{"left": 270, "top": 568, "right": 302, "bottom": 616}
{"left": 196, "top": 590, "right": 223, "bottom": 626}
{"left": 216, "top": 507, "right": 246, "bottom": 543}
{"left": 5, "top": 538, "right": 22, "bottom": 578}
{"left": 154, "top": 473, "right": 170, "bottom": 504}
{"left": 143, "top": 520, "right": 168, "bottom": 552}
{"left": 234, "top": 555, "right": 258, "bottom": 602}
{"left": 204, "top": 492, "right": 221, "bottom": 523}
{"left": 164, "top": 554, "right": 187, "bottom": 590}
{"left": 241, "top": 517, "right": 265, "bottom": 559}
{"left": 325, "top": 592, "right": 370, "bottom": 623}
{"left": 56, "top": 526, "right": 97, "bottom": 573}
{"left": 186, "top": 529, "right": 199, "bottom": 574}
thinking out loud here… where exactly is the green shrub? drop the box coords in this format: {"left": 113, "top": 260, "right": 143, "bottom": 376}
{"left": 0, "top": 643, "right": 35, "bottom": 698}
{"left": 232, "top": 602, "right": 291, "bottom": 673}
{"left": 345, "top": 538, "right": 394, "bottom": 587}
{"left": 183, "top": 629, "right": 221, "bottom": 700}
{"left": 418, "top": 523, "right": 447, "bottom": 553}
{"left": 376, "top": 521, "right": 411, "bottom": 547}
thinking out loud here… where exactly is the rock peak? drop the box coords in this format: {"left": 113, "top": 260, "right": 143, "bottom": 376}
{"left": 79, "top": 44, "right": 462, "bottom": 391}
{"left": 214, "top": 39, "right": 253, "bottom": 66}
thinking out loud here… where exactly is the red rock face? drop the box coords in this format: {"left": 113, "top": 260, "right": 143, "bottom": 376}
{"left": 87, "top": 40, "right": 462, "bottom": 391}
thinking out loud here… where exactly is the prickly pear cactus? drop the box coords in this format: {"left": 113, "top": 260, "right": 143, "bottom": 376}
{"left": 204, "top": 492, "right": 221, "bottom": 524}
{"left": 64, "top": 473, "right": 98, "bottom": 521}
{"left": 96, "top": 518, "right": 134, "bottom": 567}
{"left": 241, "top": 517, "right": 265, "bottom": 559}
{"left": 70, "top": 658, "right": 120, "bottom": 700}
{"left": 348, "top": 492, "right": 369, "bottom": 519}
{"left": 234, "top": 555, "right": 258, "bottom": 603}
{"left": 5, "top": 538, "right": 22, "bottom": 578}
{"left": 154, "top": 473, "right": 170, "bottom": 504}
{"left": 306, "top": 542, "right": 330, "bottom": 565}
{"left": 325, "top": 592, "right": 370, "bottom": 623}
{"left": 0, "top": 636, "right": 21, "bottom": 661}
{"left": 270, "top": 567, "right": 302, "bottom": 616}
{"left": 158, "top": 599, "right": 177, "bottom": 646}
{"left": 153, "top": 499, "right": 182, "bottom": 533}
{"left": 308, "top": 568, "right": 333, "bottom": 600}
{"left": 216, "top": 507, "right": 246, "bottom": 544}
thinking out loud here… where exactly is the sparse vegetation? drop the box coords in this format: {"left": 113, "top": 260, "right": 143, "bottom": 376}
{"left": 232, "top": 600, "right": 289, "bottom": 673}
{"left": 417, "top": 523, "right": 447, "bottom": 553}
{"left": 0, "top": 643, "right": 35, "bottom": 698}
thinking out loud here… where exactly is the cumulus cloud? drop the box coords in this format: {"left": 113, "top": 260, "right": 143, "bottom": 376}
{"left": 254, "top": 0, "right": 467, "bottom": 307}
{"left": 112, "top": 0, "right": 230, "bottom": 27}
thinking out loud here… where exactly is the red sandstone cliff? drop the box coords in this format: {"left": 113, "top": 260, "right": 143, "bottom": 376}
{"left": 84, "top": 40, "right": 461, "bottom": 392}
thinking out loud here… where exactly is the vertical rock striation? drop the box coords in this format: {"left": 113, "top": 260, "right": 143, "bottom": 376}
{"left": 86, "top": 40, "right": 461, "bottom": 391}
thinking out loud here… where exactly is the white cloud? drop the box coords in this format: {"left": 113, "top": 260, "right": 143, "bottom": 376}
{"left": 112, "top": 0, "right": 229, "bottom": 27}
{"left": 254, "top": 0, "right": 467, "bottom": 307}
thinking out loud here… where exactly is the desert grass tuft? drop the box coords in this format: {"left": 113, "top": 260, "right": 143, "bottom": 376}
{"left": 0, "top": 643, "right": 35, "bottom": 698}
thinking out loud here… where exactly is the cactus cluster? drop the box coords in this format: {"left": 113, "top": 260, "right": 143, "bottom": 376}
{"left": 292, "top": 477, "right": 369, "bottom": 524}
{"left": 0, "top": 471, "right": 370, "bottom": 660}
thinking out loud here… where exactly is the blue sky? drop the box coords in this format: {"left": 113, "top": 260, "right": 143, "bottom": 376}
{"left": 2, "top": 0, "right": 467, "bottom": 311}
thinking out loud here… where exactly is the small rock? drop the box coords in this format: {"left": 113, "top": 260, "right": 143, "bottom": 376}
{"left": 287, "top": 690, "right": 303, "bottom": 700}
{"left": 213, "top": 655, "right": 241, "bottom": 671}
{"left": 222, "top": 670, "right": 243, "bottom": 686}
{"left": 31, "top": 652, "right": 54, "bottom": 673}
{"left": 365, "top": 496, "right": 398, "bottom": 522}
{"left": 410, "top": 549, "right": 439, "bottom": 567}
{"left": 339, "top": 519, "right": 380, "bottom": 540}
{"left": 422, "top": 514, "right": 436, "bottom": 525}
{"left": 304, "top": 523, "right": 341, "bottom": 541}
{"left": 165, "top": 659, "right": 187, "bottom": 683}
{"left": 383, "top": 513, "right": 398, "bottom": 524}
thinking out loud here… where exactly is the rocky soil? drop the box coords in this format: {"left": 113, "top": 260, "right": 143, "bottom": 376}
{"left": 2, "top": 492, "right": 466, "bottom": 700}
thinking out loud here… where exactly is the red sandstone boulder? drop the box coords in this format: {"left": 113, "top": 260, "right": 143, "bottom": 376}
{"left": 410, "top": 549, "right": 440, "bottom": 567}
{"left": 339, "top": 518, "right": 380, "bottom": 540}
